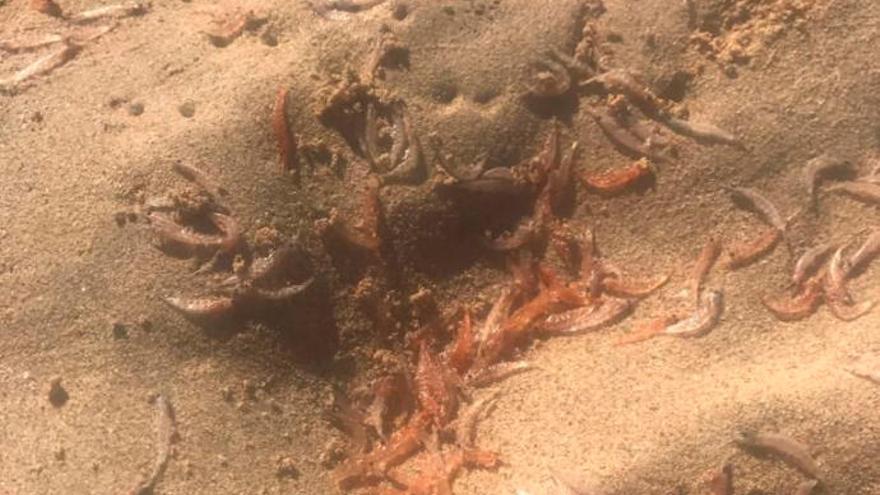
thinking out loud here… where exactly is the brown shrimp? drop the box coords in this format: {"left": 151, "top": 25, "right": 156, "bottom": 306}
{"left": 541, "top": 297, "right": 633, "bottom": 335}
{"left": 828, "top": 181, "right": 880, "bottom": 204}
{"left": 602, "top": 270, "right": 669, "bottom": 298}
{"left": 163, "top": 295, "right": 236, "bottom": 319}
{"left": 723, "top": 227, "right": 781, "bottom": 270}
{"left": 447, "top": 309, "right": 476, "bottom": 375}
{"left": 582, "top": 158, "right": 654, "bottom": 195}
{"left": 272, "top": 86, "right": 298, "bottom": 176}
{"left": 763, "top": 273, "right": 824, "bottom": 322}
{"left": 615, "top": 314, "right": 678, "bottom": 345}
{"left": 689, "top": 237, "right": 721, "bottom": 304}
{"left": 791, "top": 243, "right": 835, "bottom": 288}
{"left": 727, "top": 187, "right": 787, "bottom": 232}
{"left": 585, "top": 107, "right": 664, "bottom": 162}
{"left": 127, "top": 395, "right": 176, "bottom": 495}
{"left": 661, "top": 290, "right": 723, "bottom": 338}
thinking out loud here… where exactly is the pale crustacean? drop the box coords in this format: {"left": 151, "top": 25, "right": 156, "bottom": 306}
{"left": 143, "top": 163, "right": 314, "bottom": 322}
{"left": 2, "top": 1, "right": 149, "bottom": 94}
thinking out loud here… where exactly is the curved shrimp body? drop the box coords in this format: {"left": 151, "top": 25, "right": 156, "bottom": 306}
{"left": 661, "top": 290, "right": 723, "bottom": 338}
{"left": 148, "top": 211, "right": 240, "bottom": 255}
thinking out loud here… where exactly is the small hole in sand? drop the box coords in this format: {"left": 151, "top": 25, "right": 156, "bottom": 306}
{"left": 658, "top": 70, "right": 692, "bottom": 102}
{"left": 261, "top": 31, "right": 278, "bottom": 47}
{"left": 392, "top": 2, "right": 408, "bottom": 20}
{"left": 473, "top": 88, "right": 499, "bottom": 104}
{"left": 431, "top": 81, "right": 458, "bottom": 104}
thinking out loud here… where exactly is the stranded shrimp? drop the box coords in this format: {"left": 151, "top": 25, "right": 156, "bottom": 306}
{"left": 273, "top": 86, "right": 299, "bottom": 177}
{"left": 148, "top": 211, "right": 241, "bottom": 256}
{"left": 540, "top": 297, "right": 633, "bottom": 335}
{"left": 660, "top": 290, "right": 723, "bottom": 338}
{"left": 581, "top": 158, "right": 654, "bottom": 195}
{"left": 824, "top": 246, "right": 874, "bottom": 321}
{"left": 689, "top": 237, "right": 721, "bottom": 304}
{"left": 763, "top": 272, "right": 824, "bottom": 322}
{"left": 723, "top": 227, "right": 781, "bottom": 270}
{"left": 734, "top": 431, "right": 821, "bottom": 479}
{"left": 791, "top": 243, "right": 835, "bottom": 288}
{"left": 803, "top": 154, "right": 853, "bottom": 208}
{"left": 727, "top": 187, "right": 788, "bottom": 233}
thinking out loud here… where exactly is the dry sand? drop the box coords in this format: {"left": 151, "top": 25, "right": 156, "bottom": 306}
{"left": 1, "top": 0, "right": 880, "bottom": 493}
